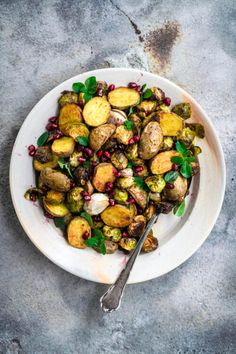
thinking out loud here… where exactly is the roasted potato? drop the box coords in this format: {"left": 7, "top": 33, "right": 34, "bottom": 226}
{"left": 43, "top": 198, "right": 69, "bottom": 217}
{"left": 33, "top": 154, "right": 59, "bottom": 172}
{"left": 51, "top": 137, "right": 75, "bottom": 157}
{"left": 125, "top": 143, "right": 138, "bottom": 161}
{"left": 83, "top": 97, "right": 111, "bottom": 127}
{"left": 162, "top": 175, "right": 188, "bottom": 201}
{"left": 145, "top": 175, "right": 166, "bottom": 193}
{"left": 92, "top": 163, "right": 116, "bottom": 192}
{"left": 103, "top": 226, "right": 122, "bottom": 242}
{"left": 128, "top": 215, "right": 146, "bottom": 238}
{"left": 111, "top": 151, "right": 128, "bottom": 170}
{"left": 137, "top": 100, "right": 157, "bottom": 113}
{"left": 139, "top": 121, "right": 163, "bottom": 160}
{"left": 66, "top": 187, "right": 84, "bottom": 213}
{"left": 59, "top": 103, "right": 83, "bottom": 135}
{"left": 74, "top": 165, "right": 90, "bottom": 186}
{"left": 94, "top": 240, "right": 118, "bottom": 254}
{"left": 142, "top": 231, "right": 158, "bottom": 253}
{"left": 119, "top": 238, "right": 137, "bottom": 251}
{"left": 40, "top": 168, "right": 71, "bottom": 192}
{"left": 34, "top": 146, "right": 53, "bottom": 164}
{"left": 127, "top": 185, "right": 148, "bottom": 209}
{"left": 116, "top": 176, "right": 135, "bottom": 189}
{"left": 83, "top": 193, "right": 109, "bottom": 215}
{"left": 144, "top": 204, "right": 156, "bottom": 220}
{"left": 68, "top": 123, "right": 89, "bottom": 140}
{"left": 108, "top": 109, "right": 127, "bottom": 126}
{"left": 114, "top": 188, "right": 128, "bottom": 204}
{"left": 115, "top": 125, "right": 133, "bottom": 145}
{"left": 108, "top": 87, "right": 140, "bottom": 110}
{"left": 101, "top": 205, "right": 133, "bottom": 227}
{"left": 159, "top": 112, "right": 184, "bottom": 136}
{"left": 58, "top": 91, "right": 79, "bottom": 107}
{"left": 150, "top": 150, "right": 180, "bottom": 175}
{"left": 172, "top": 102, "right": 191, "bottom": 120}
{"left": 45, "top": 190, "right": 65, "bottom": 205}
{"left": 151, "top": 87, "right": 165, "bottom": 101}
{"left": 67, "top": 216, "right": 91, "bottom": 249}
{"left": 89, "top": 123, "right": 116, "bottom": 151}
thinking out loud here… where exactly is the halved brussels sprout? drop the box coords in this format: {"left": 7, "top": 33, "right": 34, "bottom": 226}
{"left": 66, "top": 187, "right": 84, "bottom": 213}
{"left": 172, "top": 102, "right": 191, "bottom": 120}
{"left": 33, "top": 154, "right": 59, "bottom": 172}
{"left": 145, "top": 176, "right": 166, "bottom": 193}
{"left": 162, "top": 137, "right": 174, "bottom": 151}
{"left": 186, "top": 123, "right": 205, "bottom": 138}
{"left": 142, "top": 112, "right": 159, "bottom": 128}
{"left": 125, "top": 143, "right": 138, "bottom": 161}
{"left": 178, "top": 128, "right": 196, "bottom": 147}
{"left": 149, "top": 192, "right": 161, "bottom": 203}
{"left": 142, "top": 231, "right": 158, "bottom": 253}
{"left": 116, "top": 177, "right": 135, "bottom": 189}
{"left": 119, "top": 238, "right": 137, "bottom": 251}
{"left": 103, "top": 225, "right": 122, "bottom": 242}
{"left": 144, "top": 204, "right": 156, "bottom": 220}
{"left": 43, "top": 198, "right": 70, "bottom": 217}
{"left": 34, "top": 146, "right": 53, "bottom": 164}
{"left": 24, "top": 187, "right": 43, "bottom": 201}
{"left": 93, "top": 220, "right": 104, "bottom": 229}
{"left": 129, "top": 114, "right": 142, "bottom": 135}
{"left": 157, "top": 104, "right": 171, "bottom": 113}
{"left": 151, "top": 87, "right": 165, "bottom": 101}
{"left": 132, "top": 158, "right": 145, "bottom": 167}
{"left": 191, "top": 145, "right": 202, "bottom": 156}
{"left": 69, "top": 151, "right": 82, "bottom": 168}
{"left": 59, "top": 91, "right": 79, "bottom": 107}
{"left": 128, "top": 215, "right": 146, "bottom": 238}
{"left": 111, "top": 151, "right": 128, "bottom": 170}
{"left": 114, "top": 188, "right": 128, "bottom": 204}
{"left": 137, "top": 100, "right": 157, "bottom": 113}
{"left": 74, "top": 165, "right": 90, "bottom": 186}
{"left": 46, "top": 190, "right": 65, "bottom": 205}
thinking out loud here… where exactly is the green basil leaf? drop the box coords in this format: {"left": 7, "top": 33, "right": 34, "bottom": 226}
{"left": 85, "top": 76, "right": 97, "bottom": 91}
{"left": 99, "top": 241, "right": 107, "bottom": 255}
{"left": 58, "top": 157, "right": 66, "bottom": 169}
{"left": 80, "top": 211, "right": 93, "bottom": 227}
{"left": 186, "top": 156, "right": 196, "bottom": 163}
{"left": 124, "top": 120, "right": 133, "bottom": 131}
{"left": 134, "top": 177, "right": 149, "bottom": 192}
{"left": 85, "top": 237, "right": 99, "bottom": 247}
{"left": 127, "top": 162, "right": 133, "bottom": 168}
{"left": 164, "top": 171, "right": 179, "bottom": 183}
{"left": 175, "top": 141, "right": 189, "bottom": 155}
{"left": 76, "top": 136, "right": 89, "bottom": 146}
{"left": 143, "top": 88, "right": 153, "bottom": 99}
{"left": 173, "top": 200, "right": 185, "bottom": 217}
{"left": 171, "top": 156, "right": 185, "bottom": 166}
{"left": 54, "top": 217, "right": 66, "bottom": 231}
{"left": 37, "top": 131, "right": 49, "bottom": 147}
{"left": 92, "top": 228, "right": 105, "bottom": 240}
{"left": 180, "top": 161, "right": 192, "bottom": 178}
{"left": 83, "top": 92, "right": 93, "bottom": 102}
{"left": 80, "top": 86, "right": 87, "bottom": 93}
{"left": 72, "top": 82, "right": 85, "bottom": 93}
{"left": 141, "top": 84, "right": 147, "bottom": 91}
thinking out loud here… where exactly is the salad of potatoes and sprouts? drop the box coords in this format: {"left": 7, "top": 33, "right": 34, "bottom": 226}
{"left": 25, "top": 76, "right": 204, "bottom": 255}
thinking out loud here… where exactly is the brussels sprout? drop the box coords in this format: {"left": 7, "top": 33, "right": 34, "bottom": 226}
{"left": 137, "top": 100, "right": 157, "bottom": 114}
{"left": 114, "top": 188, "right": 128, "bottom": 204}
{"left": 34, "top": 146, "right": 53, "bottom": 164}
{"left": 142, "top": 231, "right": 158, "bottom": 253}
{"left": 111, "top": 151, "right": 128, "bottom": 170}
{"left": 157, "top": 104, "right": 171, "bottom": 113}
{"left": 185, "top": 123, "right": 205, "bottom": 138}
{"left": 103, "top": 225, "right": 122, "bottom": 242}
{"left": 191, "top": 145, "right": 202, "bottom": 156}
{"left": 128, "top": 215, "right": 146, "bottom": 238}
{"left": 120, "top": 168, "right": 133, "bottom": 177}
{"left": 69, "top": 151, "right": 83, "bottom": 168}
{"left": 40, "top": 168, "right": 70, "bottom": 192}
{"left": 134, "top": 165, "right": 148, "bottom": 177}
{"left": 93, "top": 220, "right": 104, "bottom": 229}
{"left": 115, "top": 125, "right": 133, "bottom": 145}
{"left": 67, "top": 187, "right": 84, "bottom": 213}
{"left": 46, "top": 190, "right": 65, "bottom": 205}
{"left": 149, "top": 192, "right": 161, "bottom": 203}
{"left": 94, "top": 240, "right": 118, "bottom": 254}
{"left": 190, "top": 161, "right": 200, "bottom": 176}
{"left": 132, "top": 158, "right": 145, "bottom": 167}
{"left": 103, "top": 137, "right": 117, "bottom": 150}
{"left": 142, "top": 112, "right": 159, "bottom": 128}
{"left": 145, "top": 176, "right": 166, "bottom": 193}
{"left": 129, "top": 114, "right": 142, "bottom": 135}
{"left": 119, "top": 238, "right": 137, "bottom": 251}
{"left": 155, "top": 201, "right": 174, "bottom": 214}
{"left": 74, "top": 165, "right": 90, "bottom": 186}
{"left": 162, "top": 137, "right": 174, "bottom": 151}
{"left": 151, "top": 87, "right": 165, "bottom": 101}
{"left": 83, "top": 193, "right": 109, "bottom": 215}
{"left": 116, "top": 177, "right": 135, "bottom": 189}
{"left": 178, "top": 128, "right": 196, "bottom": 147}
{"left": 145, "top": 204, "right": 156, "bottom": 220}
{"left": 172, "top": 102, "right": 191, "bottom": 120}
{"left": 59, "top": 91, "right": 79, "bottom": 107}
{"left": 96, "top": 80, "right": 108, "bottom": 95}
{"left": 125, "top": 143, "right": 138, "bottom": 161}
{"left": 24, "top": 187, "right": 43, "bottom": 201}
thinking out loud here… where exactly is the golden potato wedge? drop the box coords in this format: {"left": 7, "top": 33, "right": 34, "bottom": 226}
{"left": 108, "top": 87, "right": 140, "bottom": 110}
{"left": 159, "top": 112, "right": 184, "bottom": 136}
{"left": 83, "top": 97, "right": 111, "bottom": 127}
{"left": 139, "top": 121, "right": 163, "bottom": 160}
{"left": 43, "top": 198, "right": 69, "bottom": 217}
{"left": 68, "top": 123, "right": 89, "bottom": 140}
{"left": 115, "top": 125, "right": 133, "bottom": 145}
{"left": 51, "top": 137, "right": 75, "bottom": 157}
{"left": 127, "top": 185, "right": 148, "bottom": 209}
{"left": 150, "top": 150, "right": 180, "bottom": 174}
{"left": 59, "top": 103, "right": 83, "bottom": 135}
{"left": 89, "top": 123, "right": 116, "bottom": 151}
{"left": 92, "top": 163, "right": 116, "bottom": 192}
{"left": 67, "top": 217, "right": 91, "bottom": 249}
{"left": 101, "top": 205, "right": 133, "bottom": 227}
{"left": 33, "top": 154, "right": 59, "bottom": 172}
{"left": 45, "top": 190, "right": 65, "bottom": 205}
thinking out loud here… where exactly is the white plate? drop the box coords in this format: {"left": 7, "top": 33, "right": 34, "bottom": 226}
{"left": 10, "top": 68, "right": 226, "bottom": 284}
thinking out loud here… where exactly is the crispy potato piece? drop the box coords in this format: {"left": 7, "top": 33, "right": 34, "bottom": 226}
{"left": 59, "top": 103, "right": 83, "bottom": 135}
{"left": 139, "top": 121, "right": 163, "bottom": 160}
{"left": 68, "top": 123, "right": 89, "bottom": 140}
{"left": 162, "top": 175, "right": 188, "bottom": 201}
{"left": 89, "top": 123, "right": 116, "bottom": 151}
{"left": 115, "top": 125, "right": 133, "bottom": 145}
{"left": 51, "top": 137, "right": 75, "bottom": 157}
{"left": 33, "top": 154, "right": 59, "bottom": 172}
{"left": 108, "top": 87, "right": 140, "bottom": 110}
{"left": 101, "top": 205, "right": 133, "bottom": 227}
{"left": 67, "top": 217, "right": 91, "bottom": 249}
{"left": 45, "top": 190, "right": 65, "bottom": 205}
{"left": 92, "top": 163, "right": 116, "bottom": 192}
{"left": 150, "top": 150, "right": 180, "bottom": 174}
{"left": 43, "top": 198, "right": 69, "bottom": 217}
{"left": 83, "top": 97, "right": 111, "bottom": 127}
{"left": 127, "top": 185, "right": 148, "bottom": 209}
{"left": 40, "top": 167, "right": 71, "bottom": 192}
{"left": 159, "top": 112, "right": 184, "bottom": 136}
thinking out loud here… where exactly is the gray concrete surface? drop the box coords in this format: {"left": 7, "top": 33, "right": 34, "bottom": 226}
{"left": 0, "top": 0, "right": 235, "bottom": 353}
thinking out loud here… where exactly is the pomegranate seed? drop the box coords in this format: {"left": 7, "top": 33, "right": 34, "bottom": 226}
{"left": 122, "top": 231, "right": 129, "bottom": 237}
{"left": 29, "top": 150, "right": 36, "bottom": 156}
{"left": 30, "top": 193, "right": 36, "bottom": 202}
{"left": 49, "top": 116, "right": 58, "bottom": 123}
{"left": 44, "top": 211, "right": 54, "bottom": 219}
{"left": 172, "top": 164, "right": 178, "bottom": 171}
{"left": 166, "top": 183, "right": 175, "bottom": 189}
{"left": 108, "top": 84, "right": 115, "bottom": 91}
{"left": 133, "top": 136, "right": 140, "bottom": 142}
{"left": 164, "top": 97, "right": 171, "bottom": 106}
{"left": 127, "top": 198, "right": 135, "bottom": 204}
{"left": 82, "top": 231, "right": 90, "bottom": 240}
{"left": 109, "top": 190, "right": 115, "bottom": 197}
{"left": 135, "top": 166, "right": 143, "bottom": 172}
{"left": 105, "top": 182, "right": 113, "bottom": 191}
{"left": 97, "top": 150, "right": 103, "bottom": 158}
{"left": 109, "top": 198, "right": 115, "bottom": 206}
{"left": 128, "top": 82, "right": 138, "bottom": 89}
{"left": 90, "top": 161, "right": 98, "bottom": 167}
{"left": 53, "top": 133, "right": 61, "bottom": 139}
{"left": 46, "top": 122, "right": 58, "bottom": 131}
{"left": 128, "top": 138, "right": 135, "bottom": 145}
{"left": 84, "top": 147, "right": 93, "bottom": 157}
{"left": 103, "top": 151, "right": 110, "bottom": 158}
{"left": 84, "top": 195, "right": 91, "bottom": 201}
{"left": 70, "top": 181, "right": 76, "bottom": 188}
{"left": 97, "top": 88, "right": 103, "bottom": 97}
{"left": 78, "top": 157, "right": 86, "bottom": 163}
{"left": 28, "top": 144, "right": 36, "bottom": 152}
{"left": 77, "top": 145, "right": 85, "bottom": 152}
{"left": 114, "top": 171, "right": 121, "bottom": 177}
{"left": 135, "top": 85, "right": 141, "bottom": 92}
{"left": 81, "top": 191, "right": 90, "bottom": 197}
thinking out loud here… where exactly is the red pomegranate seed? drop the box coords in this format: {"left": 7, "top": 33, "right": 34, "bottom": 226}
{"left": 135, "top": 85, "right": 141, "bottom": 92}
{"left": 105, "top": 182, "right": 113, "bottom": 191}
{"left": 84, "top": 195, "right": 91, "bottom": 201}
{"left": 46, "top": 122, "right": 58, "bottom": 131}
{"left": 103, "top": 151, "right": 110, "bottom": 158}
{"left": 109, "top": 190, "right": 115, "bottom": 197}
{"left": 164, "top": 97, "right": 171, "bottom": 106}
{"left": 84, "top": 147, "right": 93, "bottom": 157}
{"left": 97, "top": 150, "right": 103, "bottom": 158}
{"left": 109, "top": 198, "right": 115, "bottom": 206}
{"left": 128, "top": 138, "right": 135, "bottom": 145}
{"left": 77, "top": 145, "right": 85, "bottom": 152}
{"left": 78, "top": 157, "right": 86, "bottom": 163}
{"left": 53, "top": 133, "right": 61, "bottom": 139}
{"left": 44, "top": 211, "right": 54, "bottom": 219}
{"left": 82, "top": 231, "right": 90, "bottom": 240}
{"left": 114, "top": 171, "right": 121, "bottom": 177}
{"left": 133, "top": 136, "right": 140, "bottom": 142}
{"left": 70, "top": 181, "right": 76, "bottom": 188}
{"left": 81, "top": 191, "right": 90, "bottom": 197}
{"left": 122, "top": 231, "right": 129, "bottom": 237}
{"left": 28, "top": 144, "right": 36, "bottom": 152}
{"left": 171, "top": 164, "right": 178, "bottom": 171}
{"left": 29, "top": 150, "right": 36, "bottom": 156}
{"left": 108, "top": 84, "right": 115, "bottom": 91}
{"left": 127, "top": 198, "right": 135, "bottom": 204}
{"left": 166, "top": 183, "right": 175, "bottom": 189}
{"left": 90, "top": 161, "right": 98, "bottom": 167}
{"left": 49, "top": 116, "right": 58, "bottom": 123}
{"left": 128, "top": 82, "right": 138, "bottom": 89}
{"left": 135, "top": 166, "right": 143, "bottom": 172}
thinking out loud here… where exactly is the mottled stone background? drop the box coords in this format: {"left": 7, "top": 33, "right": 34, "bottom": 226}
{"left": 0, "top": 0, "right": 235, "bottom": 353}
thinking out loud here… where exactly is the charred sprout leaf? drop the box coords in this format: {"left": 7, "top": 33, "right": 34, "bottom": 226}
{"left": 143, "top": 88, "right": 153, "bottom": 99}
{"left": 175, "top": 141, "right": 190, "bottom": 157}
{"left": 76, "top": 136, "right": 89, "bottom": 146}
{"left": 180, "top": 161, "right": 192, "bottom": 179}
{"left": 54, "top": 217, "right": 66, "bottom": 231}
{"left": 134, "top": 177, "right": 149, "bottom": 192}
{"left": 171, "top": 156, "right": 185, "bottom": 165}
{"left": 37, "top": 131, "right": 49, "bottom": 147}
{"left": 173, "top": 200, "right": 186, "bottom": 217}
{"left": 164, "top": 171, "right": 179, "bottom": 183}
{"left": 80, "top": 211, "right": 93, "bottom": 227}
{"left": 124, "top": 120, "right": 133, "bottom": 131}
{"left": 72, "top": 82, "right": 85, "bottom": 93}
{"left": 58, "top": 158, "right": 73, "bottom": 178}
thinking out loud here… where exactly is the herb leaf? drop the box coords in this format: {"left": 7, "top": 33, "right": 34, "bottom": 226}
{"left": 173, "top": 200, "right": 186, "bottom": 217}
{"left": 85, "top": 76, "right": 97, "bottom": 92}
{"left": 175, "top": 141, "right": 190, "bottom": 157}
{"left": 171, "top": 156, "right": 185, "bottom": 166}
{"left": 164, "top": 171, "right": 179, "bottom": 183}
{"left": 54, "top": 217, "right": 66, "bottom": 231}
{"left": 141, "top": 84, "right": 147, "bottom": 91}
{"left": 85, "top": 228, "right": 106, "bottom": 254}
{"left": 80, "top": 211, "right": 93, "bottom": 227}
{"left": 58, "top": 158, "right": 73, "bottom": 178}
{"left": 85, "top": 238, "right": 100, "bottom": 247}
{"left": 143, "top": 88, "right": 153, "bottom": 99}
{"left": 128, "top": 106, "right": 134, "bottom": 116}
{"left": 72, "top": 82, "right": 85, "bottom": 93}
{"left": 76, "top": 136, "right": 89, "bottom": 146}
{"left": 134, "top": 177, "right": 149, "bottom": 191}
{"left": 180, "top": 161, "right": 192, "bottom": 178}
{"left": 37, "top": 131, "right": 49, "bottom": 147}
{"left": 127, "top": 162, "right": 133, "bottom": 168}
{"left": 124, "top": 120, "right": 133, "bottom": 131}
{"left": 99, "top": 242, "right": 106, "bottom": 255}
{"left": 83, "top": 92, "right": 93, "bottom": 102}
